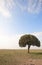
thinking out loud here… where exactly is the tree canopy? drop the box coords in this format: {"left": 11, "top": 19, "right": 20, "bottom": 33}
{"left": 19, "top": 34, "right": 40, "bottom": 53}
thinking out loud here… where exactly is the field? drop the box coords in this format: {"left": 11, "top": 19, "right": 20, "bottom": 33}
{"left": 0, "top": 49, "right": 42, "bottom": 65}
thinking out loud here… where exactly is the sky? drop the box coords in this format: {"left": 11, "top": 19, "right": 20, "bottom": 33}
{"left": 0, "top": 0, "right": 42, "bottom": 49}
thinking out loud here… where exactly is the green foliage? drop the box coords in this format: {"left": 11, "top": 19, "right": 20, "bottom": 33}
{"left": 19, "top": 34, "right": 40, "bottom": 47}
{"left": 19, "top": 34, "right": 40, "bottom": 53}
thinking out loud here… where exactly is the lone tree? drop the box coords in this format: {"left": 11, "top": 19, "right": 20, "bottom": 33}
{"left": 19, "top": 34, "right": 40, "bottom": 53}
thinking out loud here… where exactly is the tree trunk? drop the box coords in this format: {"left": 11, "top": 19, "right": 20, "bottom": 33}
{"left": 28, "top": 45, "right": 30, "bottom": 53}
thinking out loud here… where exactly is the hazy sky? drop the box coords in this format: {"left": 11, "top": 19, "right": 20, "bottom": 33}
{"left": 0, "top": 0, "right": 42, "bottom": 49}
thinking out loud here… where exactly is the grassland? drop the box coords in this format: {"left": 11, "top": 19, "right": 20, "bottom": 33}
{"left": 0, "top": 49, "right": 42, "bottom": 65}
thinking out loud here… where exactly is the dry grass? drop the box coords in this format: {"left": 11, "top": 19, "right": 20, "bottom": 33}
{"left": 0, "top": 49, "right": 42, "bottom": 65}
